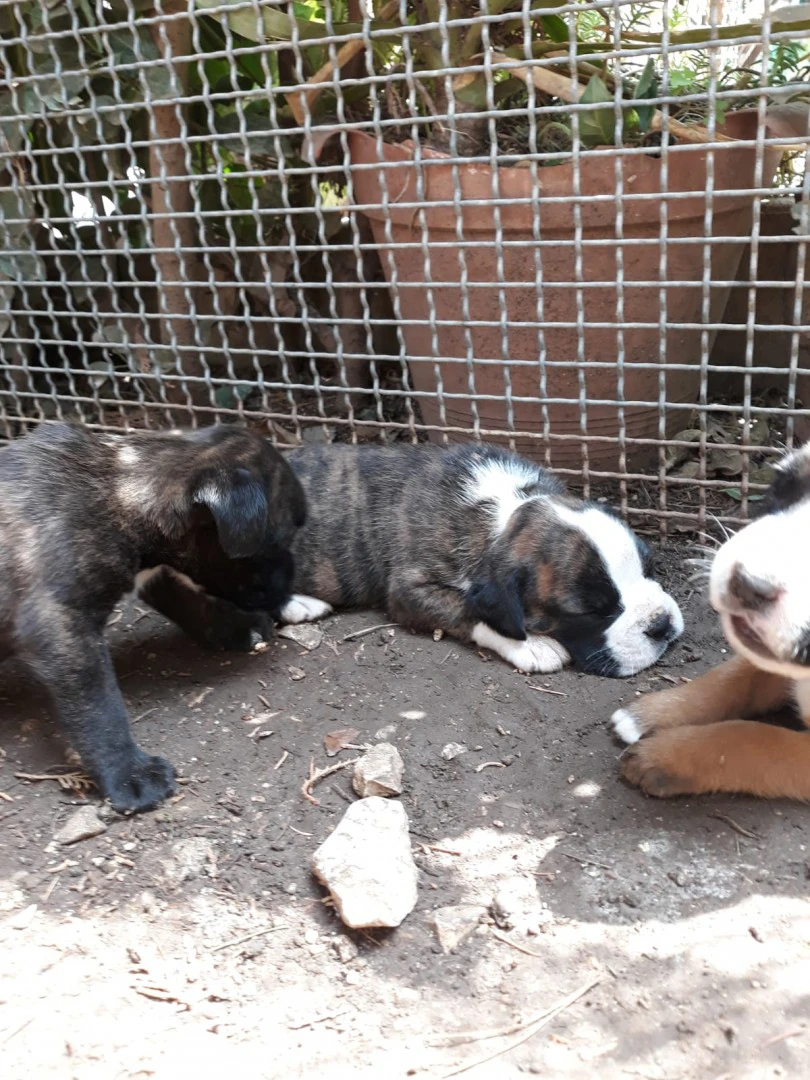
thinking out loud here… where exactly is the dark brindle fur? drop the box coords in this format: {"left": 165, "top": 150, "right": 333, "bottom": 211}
{"left": 0, "top": 423, "right": 304, "bottom": 812}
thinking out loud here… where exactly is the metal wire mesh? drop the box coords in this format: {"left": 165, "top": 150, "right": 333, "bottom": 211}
{"left": 0, "top": 0, "right": 807, "bottom": 533}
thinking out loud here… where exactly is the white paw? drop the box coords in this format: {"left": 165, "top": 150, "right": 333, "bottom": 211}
{"left": 513, "top": 635, "right": 571, "bottom": 674}
{"left": 279, "top": 594, "right": 333, "bottom": 625}
{"left": 611, "top": 707, "right": 643, "bottom": 744}
{"left": 472, "top": 623, "right": 570, "bottom": 674}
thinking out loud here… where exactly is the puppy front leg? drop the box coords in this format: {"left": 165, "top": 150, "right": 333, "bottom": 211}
{"left": 386, "top": 571, "right": 569, "bottom": 674}
{"left": 24, "top": 628, "right": 176, "bottom": 813}
{"left": 611, "top": 654, "right": 792, "bottom": 745}
{"left": 136, "top": 566, "right": 273, "bottom": 652}
{"left": 621, "top": 721, "right": 810, "bottom": 800}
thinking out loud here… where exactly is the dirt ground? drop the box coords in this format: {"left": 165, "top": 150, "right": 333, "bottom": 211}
{"left": 1, "top": 547, "right": 808, "bottom": 1080}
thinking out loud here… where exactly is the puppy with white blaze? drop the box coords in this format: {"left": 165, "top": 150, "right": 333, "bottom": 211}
{"left": 613, "top": 442, "right": 810, "bottom": 799}
{"left": 280, "top": 443, "right": 683, "bottom": 678}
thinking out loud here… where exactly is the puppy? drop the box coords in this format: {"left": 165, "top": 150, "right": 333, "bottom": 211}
{"left": 281, "top": 443, "right": 682, "bottom": 677}
{"left": 0, "top": 422, "right": 305, "bottom": 813}
{"left": 613, "top": 442, "right": 810, "bottom": 799}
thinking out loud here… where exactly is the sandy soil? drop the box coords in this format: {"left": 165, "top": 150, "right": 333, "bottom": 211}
{"left": 1, "top": 548, "right": 808, "bottom": 1080}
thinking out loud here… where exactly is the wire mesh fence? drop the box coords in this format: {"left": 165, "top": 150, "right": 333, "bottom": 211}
{"left": 0, "top": 0, "right": 808, "bottom": 533}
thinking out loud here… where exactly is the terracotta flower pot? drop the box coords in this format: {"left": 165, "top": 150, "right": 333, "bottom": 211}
{"left": 349, "top": 115, "right": 781, "bottom": 470}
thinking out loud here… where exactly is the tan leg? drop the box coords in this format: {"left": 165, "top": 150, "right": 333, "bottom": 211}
{"left": 610, "top": 655, "right": 793, "bottom": 744}
{"left": 621, "top": 720, "right": 810, "bottom": 800}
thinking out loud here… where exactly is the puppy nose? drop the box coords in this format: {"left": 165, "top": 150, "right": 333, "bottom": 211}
{"left": 727, "top": 564, "right": 781, "bottom": 611}
{"left": 645, "top": 611, "right": 673, "bottom": 641}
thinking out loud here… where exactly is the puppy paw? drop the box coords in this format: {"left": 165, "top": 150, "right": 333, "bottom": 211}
{"left": 610, "top": 707, "right": 644, "bottom": 745}
{"left": 517, "top": 635, "right": 571, "bottom": 674}
{"left": 280, "top": 594, "right": 333, "bottom": 625}
{"left": 100, "top": 749, "right": 177, "bottom": 814}
{"left": 217, "top": 611, "right": 274, "bottom": 653}
{"left": 620, "top": 737, "right": 698, "bottom": 798}
{"left": 472, "top": 624, "right": 569, "bottom": 674}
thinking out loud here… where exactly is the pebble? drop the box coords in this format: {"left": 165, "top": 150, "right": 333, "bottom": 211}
{"left": 312, "top": 797, "right": 418, "bottom": 929}
{"left": 429, "top": 904, "right": 487, "bottom": 953}
{"left": 441, "top": 742, "right": 468, "bottom": 761}
{"left": 352, "top": 742, "right": 404, "bottom": 798}
{"left": 53, "top": 806, "right": 107, "bottom": 846}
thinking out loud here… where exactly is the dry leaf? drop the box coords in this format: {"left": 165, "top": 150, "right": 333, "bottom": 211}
{"left": 324, "top": 727, "right": 360, "bottom": 757}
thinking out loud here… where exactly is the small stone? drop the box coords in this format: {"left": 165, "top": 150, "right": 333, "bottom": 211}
{"left": 344, "top": 969, "right": 362, "bottom": 986}
{"left": 288, "top": 666, "right": 306, "bottom": 681}
{"left": 352, "top": 743, "right": 404, "bottom": 798}
{"left": 303, "top": 927, "right": 319, "bottom": 945}
{"left": 160, "top": 838, "right": 216, "bottom": 884}
{"left": 490, "top": 875, "right": 546, "bottom": 934}
{"left": 54, "top": 806, "right": 107, "bottom": 846}
{"left": 441, "top": 742, "right": 468, "bottom": 761}
{"left": 311, "top": 797, "right": 418, "bottom": 929}
{"left": 333, "top": 936, "right": 359, "bottom": 964}
{"left": 429, "top": 905, "right": 487, "bottom": 953}
{"left": 278, "top": 624, "right": 323, "bottom": 651}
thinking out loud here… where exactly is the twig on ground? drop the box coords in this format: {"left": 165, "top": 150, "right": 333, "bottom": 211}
{"left": 418, "top": 843, "right": 462, "bottom": 857}
{"left": 434, "top": 977, "right": 601, "bottom": 1072}
{"left": 475, "top": 761, "right": 506, "bottom": 773}
{"left": 301, "top": 758, "right": 359, "bottom": 805}
{"left": 711, "top": 812, "right": 760, "bottom": 840}
{"left": 559, "top": 851, "right": 613, "bottom": 871}
{"left": 526, "top": 683, "right": 566, "bottom": 698}
{"left": 491, "top": 929, "right": 547, "bottom": 959}
{"left": 759, "top": 1028, "right": 804, "bottom": 1050}
{"left": 341, "top": 623, "right": 398, "bottom": 643}
{"left": 288, "top": 1007, "right": 352, "bottom": 1030}
{"left": 273, "top": 750, "right": 289, "bottom": 771}
{"left": 211, "top": 924, "right": 288, "bottom": 954}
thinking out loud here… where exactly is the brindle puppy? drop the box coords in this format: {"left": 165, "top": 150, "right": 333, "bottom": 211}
{"left": 0, "top": 423, "right": 305, "bottom": 813}
{"left": 280, "top": 443, "right": 683, "bottom": 678}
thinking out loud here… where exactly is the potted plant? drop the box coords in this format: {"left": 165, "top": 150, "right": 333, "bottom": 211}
{"left": 332, "top": 4, "right": 810, "bottom": 468}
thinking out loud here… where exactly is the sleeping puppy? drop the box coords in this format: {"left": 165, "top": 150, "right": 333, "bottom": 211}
{"left": 280, "top": 443, "right": 683, "bottom": 677}
{"left": 0, "top": 422, "right": 305, "bottom": 813}
{"left": 614, "top": 442, "right": 810, "bottom": 799}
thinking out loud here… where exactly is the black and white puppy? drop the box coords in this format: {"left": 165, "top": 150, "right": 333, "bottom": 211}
{"left": 280, "top": 443, "right": 682, "bottom": 677}
{"left": 0, "top": 422, "right": 305, "bottom": 813}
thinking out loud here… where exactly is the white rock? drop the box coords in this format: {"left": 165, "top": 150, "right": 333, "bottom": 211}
{"left": 160, "top": 838, "right": 217, "bottom": 884}
{"left": 491, "top": 874, "right": 548, "bottom": 935}
{"left": 429, "top": 905, "right": 487, "bottom": 953}
{"left": 441, "top": 742, "right": 468, "bottom": 761}
{"left": 277, "top": 624, "right": 323, "bottom": 651}
{"left": 312, "top": 797, "right": 418, "bottom": 929}
{"left": 352, "top": 742, "right": 404, "bottom": 798}
{"left": 54, "top": 806, "right": 107, "bottom": 845}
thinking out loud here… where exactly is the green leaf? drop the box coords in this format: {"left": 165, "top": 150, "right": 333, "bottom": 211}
{"left": 195, "top": 0, "right": 384, "bottom": 45}
{"left": 723, "top": 487, "right": 764, "bottom": 502}
{"left": 577, "top": 74, "right": 615, "bottom": 147}
{"left": 633, "top": 57, "right": 657, "bottom": 133}
{"left": 539, "top": 14, "right": 569, "bottom": 43}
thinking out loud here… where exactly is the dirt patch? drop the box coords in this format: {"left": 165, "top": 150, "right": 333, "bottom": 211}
{"left": 1, "top": 546, "right": 808, "bottom": 1079}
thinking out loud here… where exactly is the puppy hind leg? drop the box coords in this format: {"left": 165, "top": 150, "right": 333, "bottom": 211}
{"left": 22, "top": 624, "right": 176, "bottom": 813}
{"left": 610, "top": 654, "right": 792, "bottom": 745}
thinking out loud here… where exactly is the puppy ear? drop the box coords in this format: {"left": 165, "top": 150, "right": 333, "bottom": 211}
{"left": 466, "top": 568, "right": 527, "bottom": 641}
{"left": 193, "top": 468, "right": 269, "bottom": 559}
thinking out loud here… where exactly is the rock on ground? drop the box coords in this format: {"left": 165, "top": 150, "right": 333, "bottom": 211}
{"left": 352, "top": 742, "right": 404, "bottom": 798}
{"left": 54, "top": 806, "right": 107, "bottom": 846}
{"left": 429, "top": 905, "right": 488, "bottom": 953}
{"left": 311, "top": 797, "right": 418, "bottom": 929}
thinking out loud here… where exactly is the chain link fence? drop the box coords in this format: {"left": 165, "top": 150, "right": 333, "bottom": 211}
{"left": 0, "top": 0, "right": 808, "bottom": 532}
